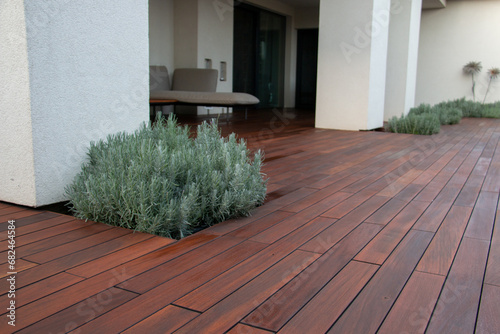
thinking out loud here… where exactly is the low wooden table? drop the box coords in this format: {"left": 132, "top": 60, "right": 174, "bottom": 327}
{"left": 149, "top": 99, "right": 178, "bottom": 106}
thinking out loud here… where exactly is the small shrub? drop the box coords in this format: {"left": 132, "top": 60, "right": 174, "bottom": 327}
{"left": 66, "top": 116, "right": 267, "bottom": 239}
{"left": 409, "top": 103, "right": 433, "bottom": 116}
{"left": 409, "top": 103, "right": 462, "bottom": 125}
{"left": 481, "top": 102, "right": 500, "bottom": 118}
{"left": 386, "top": 113, "right": 441, "bottom": 135}
{"left": 433, "top": 105, "right": 463, "bottom": 125}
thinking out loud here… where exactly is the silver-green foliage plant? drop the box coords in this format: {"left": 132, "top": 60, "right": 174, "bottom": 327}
{"left": 386, "top": 113, "right": 441, "bottom": 135}
{"left": 66, "top": 116, "right": 267, "bottom": 239}
{"left": 409, "top": 103, "right": 462, "bottom": 125}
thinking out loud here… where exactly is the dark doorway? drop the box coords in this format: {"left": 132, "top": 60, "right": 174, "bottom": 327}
{"left": 295, "top": 28, "right": 318, "bottom": 110}
{"left": 233, "top": 3, "right": 286, "bottom": 109}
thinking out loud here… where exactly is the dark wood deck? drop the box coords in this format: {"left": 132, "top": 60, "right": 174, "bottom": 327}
{"left": 1, "top": 109, "right": 499, "bottom": 333}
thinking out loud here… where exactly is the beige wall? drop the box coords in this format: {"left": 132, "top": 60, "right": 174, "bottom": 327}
{"left": 316, "top": 0, "right": 391, "bottom": 131}
{"left": 417, "top": 1, "right": 500, "bottom": 105}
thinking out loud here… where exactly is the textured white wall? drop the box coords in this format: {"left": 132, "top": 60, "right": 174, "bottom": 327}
{"left": 316, "top": 0, "right": 390, "bottom": 130}
{"left": 384, "top": 0, "right": 422, "bottom": 120}
{"left": 1, "top": 0, "right": 150, "bottom": 207}
{"left": 0, "top": 1, "right": 37, "bottom": 206}
{"left": 417, "top": 1, "right": 500, "bottom": 105}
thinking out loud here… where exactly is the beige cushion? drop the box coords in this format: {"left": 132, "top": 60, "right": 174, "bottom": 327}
{"left": 172, "top": 68, "right": 218, "bottom": 92}
{"left": 149, "top": 65, "right": 171, "bottom": 91}
{"left": 149, "top": 66, "right": 259, "bottom": 106}
{"left": 150, "top": 90, "right": 259, "bottom": 106}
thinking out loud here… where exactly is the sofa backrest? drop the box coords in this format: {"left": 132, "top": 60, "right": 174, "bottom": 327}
{"left": 172, "top": 68, "right": 218, "bottom": 92}
{"left": 149, "top": 65, "right": 171, "bottom": 91}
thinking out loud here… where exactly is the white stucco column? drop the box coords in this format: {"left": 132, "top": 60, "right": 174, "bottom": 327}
{"left": 384, "top": 0, "right": 422, "bottom": 120}
{"left": 0, "top": 0, "right": 150, "bottom": 207}
{"left": 315, "top": 0, "right": 391, "bottom": 131}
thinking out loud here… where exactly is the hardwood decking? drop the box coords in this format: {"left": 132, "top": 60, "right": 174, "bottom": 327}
{"left": 1, "top": 110, "right": 499, "bottom": 333}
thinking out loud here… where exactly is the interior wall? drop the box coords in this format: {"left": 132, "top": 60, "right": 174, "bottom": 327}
{"left": 149, "top": 0, "right": 175, "bottom": 72}
{"left": 197, "top": 0, "right": 233, "bottom": 94}
{"left": 416, "top": 1, "right": 500, "bottom": 105}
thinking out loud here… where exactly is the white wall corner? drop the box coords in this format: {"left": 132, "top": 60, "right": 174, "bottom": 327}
{"left": 0, "top": 0, "right": 38, "bottom": 206}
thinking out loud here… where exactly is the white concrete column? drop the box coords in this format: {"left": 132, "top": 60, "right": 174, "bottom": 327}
{"left": 0, "top": 0, "right": 150, "bottom": 207}
{"left": 315, "top": 0, "right": 391, "bottom": 131}
{"left": 384, "top": 0, "right": 423, "bottom": 120}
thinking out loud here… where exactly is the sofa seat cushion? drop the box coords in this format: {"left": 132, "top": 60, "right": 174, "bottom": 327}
{"left": 150, "top": 90, "right": 259, "bottom": 106}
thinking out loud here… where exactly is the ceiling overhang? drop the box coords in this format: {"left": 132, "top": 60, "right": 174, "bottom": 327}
{"left": 422, "top": 0, "right": 446, "bottom": 9}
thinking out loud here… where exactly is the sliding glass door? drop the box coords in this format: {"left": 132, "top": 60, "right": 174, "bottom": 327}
{"left": 233, "top": 4, "right": 286, "bottom": 109}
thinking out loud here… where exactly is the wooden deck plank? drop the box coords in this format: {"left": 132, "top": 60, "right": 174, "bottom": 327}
{"left": 277, "top": 261, "right": 378, "bottom": 334}
{"left": 3, "top": 232, "right": 153, "bottom": 290}
{"left": 0, "top": 272, "right": 83, "bottom": 313}
{"left": 15, "top": 222, "right": 112, "bottom": 258}
{"left": 476, "top": 284, "right": 500, "bottom": 334}
{"left": 22, "top": 226, "right": 133, "bottom": 264}
{"left": 412, "top": 185, "right": 463, "bottom": 232}
{"left": 117, "top": 238, "right": 267, "bottom": 294}
{"left": 321, "top": 190, "right": 379, "bottom": 219}
{"left": 355, "top": 200, "right": 430, "bottom": 265}
{"left": 463, "top": 191, "right": 498, "bottom": 241}
{"left": 484, "top": 207, "right": 500, "bottom": 286}
{"left": 227, "top": 210, "right": 293, "bottom": 239}
{"left": 174, "top": 217, "right": 332, "bottom": 313}
{"left": 300, "top": 195, "right": 389, "bottom": 253}
{"left": 328, "top": 230, "right": 433, "bottom": 333}
{"left": 121, "top": 305, "right": 199, "bottom": 334}
{"left": 365, "top": 198, "right": 409, "bottom": 225}
{"left": 227, "top": 324, "right": 274, "bottom": 334}
{"left": 0, "top": 215, "right": 77, "bottom": 242}
{"left": 426, "top": 237, "right": 490, "bottom": 334}
{"left": 249, "top": 194, "right": 345, "bottom": 244}
{"left": 0, "top": 211, "right": 59, "bottom": 230}
{"left": 0, "top": 259, "right": 37, "bottom": 277}
{"left": 416, "top": 206, "right": 472, "bottom": 276}
{"left": 174, "top": 250, "right": 319, "bottom": 334}
{"left": 243, "top": 223, "right": 382, "bottom": 331}
{"left": 378, "top": 271, "right": 445, "bottom": 334}
{"left": 14, "top": 287, "right": 138, "bottom": 334}
{"left": 66, "top": 236, "right": 174, "bottom": 278}
{"left": 0, "top": 218, "right": 90, "bottom": 249}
